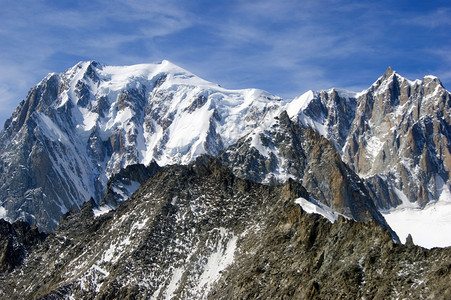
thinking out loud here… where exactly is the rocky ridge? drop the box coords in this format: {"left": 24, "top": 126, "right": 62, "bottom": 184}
{"left": 218, "top": 111, "right": 390, "bottom": 231}
{"left": 0, "top": 159, "right": 449, "bottom": 299}
{"left": 100, "top": 161, "right": 161, "bottom": 209}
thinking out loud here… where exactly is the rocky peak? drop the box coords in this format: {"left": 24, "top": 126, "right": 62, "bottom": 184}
{"left": 1, "top": 73, "right": 60, "bottom": 142}
{"left": 286, "top": 88, "right": 357, "bottom": 151}
{"left": 341, "top": 69, "right": 451, "bottom": 209}
{"left": 422, "top": 74, "right": 443, "bottom": 88}
{"left": 365, "top": 67, "right": 402, "bottom": 109}
{"left": 100, "top": 161, "right": 161, "bottom": 208}
{"left": 386, "top": 65, "right": 393, "bottom": 74}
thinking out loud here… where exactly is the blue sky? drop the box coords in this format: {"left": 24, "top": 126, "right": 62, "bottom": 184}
{"left": 1, "top": 0, "right": 450, "bottom": 126}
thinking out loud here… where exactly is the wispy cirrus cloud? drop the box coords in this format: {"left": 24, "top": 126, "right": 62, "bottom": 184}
{"left": 0, "top": 0, "right": 195, "bottom": 123}
{"left": 176, "top": 0, "right": 395, "bottom": 95}
{"left": 0, "top": 0, "right": 450, "bottom": 125}
{"left": 399, "top": 7, "right": 451, "bottom": 28}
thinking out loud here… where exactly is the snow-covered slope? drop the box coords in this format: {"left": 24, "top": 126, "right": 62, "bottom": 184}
{"left": 381, "top": 186, "right": 451, "bottom": 249}
{"left": 58, "top": 60, "right": 282, "bottom": 169}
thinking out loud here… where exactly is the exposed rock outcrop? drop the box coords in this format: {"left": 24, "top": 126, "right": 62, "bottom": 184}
{"left": 0, "top": 219, "right": 46, "bottom": 273}
{"left": 289, "top": 68, "right": 451, "bottom": 209}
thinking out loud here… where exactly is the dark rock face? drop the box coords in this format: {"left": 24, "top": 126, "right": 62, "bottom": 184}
{"left": 211, "top": 204, "right": 451, "bottom": 299}
{"left": 0, "top": 159, "right": 449, "bottom": 299}
{"left": 0, "top": 219, "right": 46, "bottom": 273}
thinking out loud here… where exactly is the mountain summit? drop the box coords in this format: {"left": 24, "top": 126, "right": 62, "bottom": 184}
{"left": 285, "top": 68, "right": 451, "bottom": 246}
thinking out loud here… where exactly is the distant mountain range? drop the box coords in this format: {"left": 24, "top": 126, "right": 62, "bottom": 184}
{"left": 0, "top": 61, "right": 450, "bottom": 244}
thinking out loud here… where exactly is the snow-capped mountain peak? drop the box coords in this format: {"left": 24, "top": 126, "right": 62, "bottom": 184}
{"left": 0, "top": 60, "right": 283, "bottom": 232}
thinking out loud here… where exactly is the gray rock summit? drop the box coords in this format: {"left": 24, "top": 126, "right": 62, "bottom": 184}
{"left": 346, "top": 68, "right": 451, "bottom": 208}
{"left": 288, "top": 67, "right": 451, "bottom": 209}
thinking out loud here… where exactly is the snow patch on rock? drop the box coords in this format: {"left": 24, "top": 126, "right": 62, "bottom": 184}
{"left": 295, "top": 197, "right": 346, "bottom": 223}
{"left": 194, "top": 228, "right": 237, "bottom": 296}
